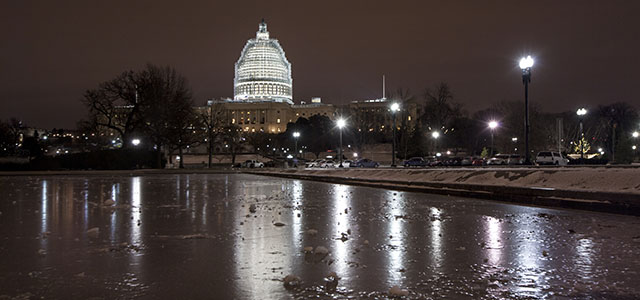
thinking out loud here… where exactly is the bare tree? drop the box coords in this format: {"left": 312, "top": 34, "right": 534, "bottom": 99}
{"left": 222, "top": 124, "right": 244, "bottom": 165}
{"left": 139, "top": 65, "right": 196, "bottom": 168}
{"left": 199, "top": 102, "right": 227, "bottom": 168}
{"left": 82, "top": 71, "right": 145, "bottom": 146}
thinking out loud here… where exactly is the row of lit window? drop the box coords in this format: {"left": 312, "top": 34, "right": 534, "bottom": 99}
{"left": 232, "top": 118, "right": 281, "bottom": 125}
{"left": 235, "top": 83, "right": 291, "bottom": 96}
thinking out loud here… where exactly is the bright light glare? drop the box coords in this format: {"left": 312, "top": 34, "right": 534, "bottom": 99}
{"left": 576, "top": 108, "right": 587, "bottom": 116}
{"left": 337, "top": 119, "right": 346, "bottom": 128}
{"left": 390, "top": 102, "right": 400, "bottom": 112}
{"left": 488, "top": 121, "right": 498, "bottom": 129}
{"left": 519, "top": 55, "right": 534, "bottom": 69}
{"left": 131, "top": 139, "right": 141, "bottom": 146}
{"left": 353, "top": 153, "right": 358, "bottom": 157}
{"left": 431, "top": 131, "right": 440, "bottom": 139}
{"left": 633, "top": 131, "right": 639, "bottom": 138}
{"left": 293, "top": 131, "right": 300, "bottom": 138}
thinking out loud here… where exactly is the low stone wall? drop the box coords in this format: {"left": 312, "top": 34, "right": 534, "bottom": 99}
{"left": 248, "top": 168, "right": 640, "bottom": 215}
{"left": 267, "top": 168, "right": 640, "bottom": 194}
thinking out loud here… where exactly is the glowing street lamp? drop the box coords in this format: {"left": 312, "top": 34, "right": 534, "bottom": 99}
{"left": 576, "top": 108, "right": 588, "bottom": 162}
{"left": 488, "top": 121, "right": 499, "bottom": 157}
{"left": 431, "top": 131, "right": 440, "bottom": 155}
{"left": 131, "top": 138, "right": 141, "bottom": 146}
{"left": 293, "top": 131, "right": 300, "bottom": 159}
{"left": 390, "top": 102, "right": 400, "bottom": 167}
{"left": 633, "top": 131, "right": 639, "bottom": 138}
{"left": 336, "top": 119, "right": 346, "bottom": 168}
{"left": 519, "top": 55, "right": 534, "bottom": 164}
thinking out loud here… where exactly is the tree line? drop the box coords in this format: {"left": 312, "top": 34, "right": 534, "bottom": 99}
{"left": 2, "top": 64, "right": 638, "bottom": 166}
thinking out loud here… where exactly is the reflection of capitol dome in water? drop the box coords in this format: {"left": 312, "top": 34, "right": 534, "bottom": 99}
{"left": 234, "top": 20, "right": 293, "bottom": 104}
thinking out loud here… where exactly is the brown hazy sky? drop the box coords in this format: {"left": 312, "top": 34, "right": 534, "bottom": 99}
{"left": 2, "top": 0, "right": 639, "bottom": 128}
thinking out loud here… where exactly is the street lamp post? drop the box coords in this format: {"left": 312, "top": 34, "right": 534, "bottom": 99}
{"left": 390, "top": 102, "right": 400, "bottom": 167}
{"left": 576, "top": 108, "right": 587, "bottom": 163}
{"left": 293, "top": 131, "right": 300, "bottom": 159}
{"left": 519, "top": 55, "right": 534, "bottom": 165}
{"left": 488, "top": 121, "right": 498, "bottom": 157}
{"left": 337, "top": 119, "right": 346, "bottom": 168}
{"left": 633, "top": 131, "right": 639, "bottom": 162}
{"left": 431, "top": 131, "right": 440, "bottom": 155}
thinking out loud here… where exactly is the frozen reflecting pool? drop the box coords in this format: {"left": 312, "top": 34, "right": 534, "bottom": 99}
{"left": 1, "top": 173, "right": 639, "bottom": 299}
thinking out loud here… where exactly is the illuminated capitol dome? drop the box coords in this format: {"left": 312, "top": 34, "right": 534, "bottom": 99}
{"left": 234, "top": 19, "right": 293, "bottom": 104}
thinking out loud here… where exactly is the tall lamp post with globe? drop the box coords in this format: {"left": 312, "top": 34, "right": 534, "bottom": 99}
{"left": 576, "top": 108, "right": 587, "bottom": 163}
{"left": 293, "top": 131, "right": 300, "bottom": 159}
{"left": 488, "top": 121, "right": 499, "bottom": 157}
{"left": 337, "top": 119, "right": 346, "bottom": 168}
{"left": 431, "top": 131, "right": 440, "bottom": 155}
{"left": 390, "top": 102, "right": 400, "bottom": 167}
{"left": 519, "top": 55, "right": 534, "bottom": 164}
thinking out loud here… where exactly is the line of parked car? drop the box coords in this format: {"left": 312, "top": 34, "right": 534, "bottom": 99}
{"left": 236, "top": 151, "right": 570, "bottom": 169}
{"left": 402, "top": 151, "right": 570, "bottom": 167}
{"left": 305, "top": 158, "right": 380, "bottom": 168}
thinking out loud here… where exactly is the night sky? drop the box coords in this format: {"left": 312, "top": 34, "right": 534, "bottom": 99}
{"left": 2, "top": 1, "right": 639, "bottom": 129}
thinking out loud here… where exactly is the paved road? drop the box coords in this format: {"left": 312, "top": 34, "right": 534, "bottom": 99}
{"left": 1, "top": 174, "right": 639, "bottom": 299}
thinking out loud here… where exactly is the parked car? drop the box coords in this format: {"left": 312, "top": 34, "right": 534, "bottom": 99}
{"left": 334, "top": 160, "right": 352, "bottom": 168}
{"left": 305, "top": 159, "right": 323, "bottom": 168}
{"left": 403, "top": 157, "right": 428, "bottom": 167}
{"left": 351, "top": 158, "right": 379, "bottom": 168}
{"left": 461, "top": 157, "right": 473, "bottom": 166}
{"left": 319, "top": 160, "right": 336, "bottom": 168}
{"left": 536, "top": 151, "right": 569, "bottom": 166}
{"left": 444, "top": 157, "right": 463, "bottom": 166}
{"left": 471, "top": 157, "right": 485, "bottom": 166}
{"left": 428, "top": 157, "right": 444, "bottom": 167}
{"left": 487, "top": 154, "right": 509, "bottom": 165}
{"left": 507, "top": 154, "right": 524, "bottom": 165}
{"left": 243, "top": 160, "right": 264, "bottom": 168}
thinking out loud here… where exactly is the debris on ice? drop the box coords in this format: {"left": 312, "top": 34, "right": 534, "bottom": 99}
{"left": 389, "top": 285, "right": 409, "bottom": 297}
{"left": 87, "top": 227, "right": 100, "bottom": 238}
{"left": 283, "top": 274, "right": 301, "bottom": 289}
{"left": 324, "top": 271, "right": 340, "bottom": 291}
{"left": 314, "top": 246, "right": 329, "bottom": 255}
{"left": 103, "top": 199, "right": 115, "bottom": 206}
{"left": 274, "top": 222, "right": 286, "bottom": 227}
{"left": 306, "top": 229, "right": 318, "bottom": 236}
{"left": 249, "top": 204, "right": 257, "bottom": 213}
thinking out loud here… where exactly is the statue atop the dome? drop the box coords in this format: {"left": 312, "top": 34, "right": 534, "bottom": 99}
{"left": 257, "top": 19, "right": 269, "bottom": 39}
{"left": 259, "top": 18, "right": 267, "bottom": 32}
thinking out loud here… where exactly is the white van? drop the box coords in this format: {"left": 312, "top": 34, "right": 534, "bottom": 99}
{"left": 535, "top": 151, "right": 568, "bottom": 166}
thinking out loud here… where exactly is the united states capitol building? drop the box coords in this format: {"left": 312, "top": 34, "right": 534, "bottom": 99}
{"left": 201, "top": 20, "right": 419, "bottom": 134}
